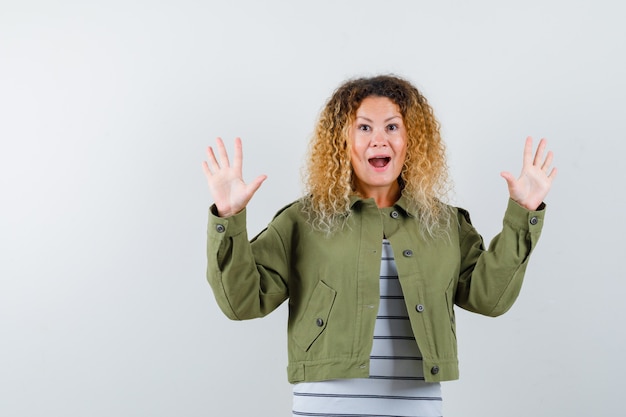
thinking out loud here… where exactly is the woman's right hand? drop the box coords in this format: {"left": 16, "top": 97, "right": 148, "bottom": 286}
{"left": 202, "top": 137, "right": 267, "bottom": 217}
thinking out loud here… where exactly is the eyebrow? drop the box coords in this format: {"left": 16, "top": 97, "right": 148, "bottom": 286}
{"left": 355, "top": 115, "right": 402, "bottom": 123}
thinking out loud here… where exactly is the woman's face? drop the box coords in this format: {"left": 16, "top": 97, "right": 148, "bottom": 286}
{"left": 348, "top": 96, "right": 407, "bottom": 201}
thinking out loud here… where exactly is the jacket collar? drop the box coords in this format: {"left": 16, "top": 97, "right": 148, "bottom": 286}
{"left": 349, "top": 194, "right": 416, "bottom": 218}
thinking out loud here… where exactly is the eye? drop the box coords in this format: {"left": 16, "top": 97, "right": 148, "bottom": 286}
{"left": 358, "top": 124, "right": 371, "bottom": 132}
{"left": 387, "top": 124, "right": 399, "bottom": 132}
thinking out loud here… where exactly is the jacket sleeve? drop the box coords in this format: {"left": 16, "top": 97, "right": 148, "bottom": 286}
{"left": 206, "top": 205, "right": 289, "bottom": 320}
{"left": 454, "top": 199, "right": 546, "bottom": 317}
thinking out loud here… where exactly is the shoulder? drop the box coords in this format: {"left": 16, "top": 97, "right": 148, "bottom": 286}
{"left": 441, "top": 204, "right": 475, "bottom": 239}
{"left": 267, "top": 198, "right": 310, "bottom": 230}
{"left": 271, "top": 199, "right": 305, "bottom": 219}
{"left": 454, "top": 206, "right": 473, "bottom": 225}
{"left": 434, "top": 201, "right": 473, "bottom": 226}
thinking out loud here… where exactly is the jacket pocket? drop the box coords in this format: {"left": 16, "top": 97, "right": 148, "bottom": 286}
{"left": 293, "top": 280, "right": 337, "bottom": 352}
{"left": 445, "top": 278, "right": 457, "bottom": 343}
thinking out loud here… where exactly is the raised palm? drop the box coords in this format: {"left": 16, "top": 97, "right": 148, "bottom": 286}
{"left": 202, "top": 137, "right": 267, "bottom": 217}
{"left": 500, "top": 137, "right": 557, "bottom": 210}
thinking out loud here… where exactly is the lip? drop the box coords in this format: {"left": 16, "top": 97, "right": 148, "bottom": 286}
{"left": 367, "top": 155, "right": 392, "bottom": 171}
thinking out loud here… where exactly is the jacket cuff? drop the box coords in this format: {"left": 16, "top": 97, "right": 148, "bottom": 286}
{"left": 503, "top": 199, "right": 546, "bottom": 231}
{"left": 208, "top": 204, "right": 248, "bottom": 237}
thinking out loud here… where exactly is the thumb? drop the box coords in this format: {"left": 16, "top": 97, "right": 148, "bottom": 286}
{"left": 500, "top": 171, "right": 515, "bottom": 186}
{"left": 247, "top": 174, "right": 268, "bottom": 195}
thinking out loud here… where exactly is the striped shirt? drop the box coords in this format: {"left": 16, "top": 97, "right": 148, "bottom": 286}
{"left": 292, "top": 239, "right": 443, "bottom": 417}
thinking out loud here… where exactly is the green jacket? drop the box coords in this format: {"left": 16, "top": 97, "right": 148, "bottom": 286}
{"left": 206, "top": 196, "right": 545, "bottom": 383}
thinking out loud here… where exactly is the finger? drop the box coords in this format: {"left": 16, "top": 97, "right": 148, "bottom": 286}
{"left": 202, "top": 160, "right": 212, "bottom": 178}
{"left": 216, "top": 137, "right": 231, "bottom": 168}
{"left": 522, "top": 136, "right": 534, "bottom": 168}
{"left": 233, "top": 137, "right": 243, "bottom": 172}
{"left": 205, "top": 145, "right": 220, "bottom": 172}
{"left": 542, "top": 150, "right": 554, "bottom": 172}
{"left": 533, "top": 138, "right": 547, "bottom": 167}
{"left": 547, "top": 166, "right": 558, "bottom": 180}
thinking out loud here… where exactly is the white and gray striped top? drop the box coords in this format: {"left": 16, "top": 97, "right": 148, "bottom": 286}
{"left": 292, "top": 239, "right": 443, "bottom": 417}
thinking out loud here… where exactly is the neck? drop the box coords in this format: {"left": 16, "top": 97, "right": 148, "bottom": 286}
{"left": 356, "top": 183, "right": 401, "bottom": 208}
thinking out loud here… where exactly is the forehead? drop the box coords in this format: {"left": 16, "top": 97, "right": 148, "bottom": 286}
{"left": 355, "top": 96, "right": 403, "bottom": 118}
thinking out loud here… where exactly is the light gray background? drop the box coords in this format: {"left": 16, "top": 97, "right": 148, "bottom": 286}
{"left": 1, "top": 1, "right": 624, "bottom": 416}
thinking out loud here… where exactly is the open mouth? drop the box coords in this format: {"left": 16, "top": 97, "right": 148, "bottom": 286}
{"left": 368, "top": 157, "right": 391, "bottom": 168}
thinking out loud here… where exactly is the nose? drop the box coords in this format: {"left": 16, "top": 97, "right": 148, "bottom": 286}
{"left": 371, "top": 129, "right": 388, "bottom": 147}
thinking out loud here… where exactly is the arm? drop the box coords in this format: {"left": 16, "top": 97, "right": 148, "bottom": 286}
{"left": 455, "top": 138, "right": 556, "bottom": 316}
{"left": 206, "top": 207, "right": 289, "bottom": 320}
{"left": 455, "top": 200, "right": 545, "bottom": 316}
{"left": 203, "top": 137, "right": 287, "bottom": 319}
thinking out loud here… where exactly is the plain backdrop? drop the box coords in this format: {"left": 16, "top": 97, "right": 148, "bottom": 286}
{"left": 1, "top": 1, "right": 624, "bottom": 416}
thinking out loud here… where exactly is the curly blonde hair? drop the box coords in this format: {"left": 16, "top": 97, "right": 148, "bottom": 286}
{"left": 302, "top": 75, "right": 451, "bottom": 237}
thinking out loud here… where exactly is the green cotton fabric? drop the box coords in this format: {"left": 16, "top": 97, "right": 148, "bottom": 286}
{"left": 206, "top": 196, "right": 545, "bottom": 383}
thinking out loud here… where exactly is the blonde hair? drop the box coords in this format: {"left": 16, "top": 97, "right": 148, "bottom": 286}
{"left": 302, "top": 75, "right": 451, "bottom": 237}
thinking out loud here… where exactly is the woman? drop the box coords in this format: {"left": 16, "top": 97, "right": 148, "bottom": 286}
{"left": 202, "top": 75, "right": 556, "bottom": 416}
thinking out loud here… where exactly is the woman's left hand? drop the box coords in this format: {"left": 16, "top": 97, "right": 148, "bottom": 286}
{"left": 500, "top": 137, "right": 557, "bottom": 210}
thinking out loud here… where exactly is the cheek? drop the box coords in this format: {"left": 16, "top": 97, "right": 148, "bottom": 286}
{"left": 348, "top": 146, "right": 360, "bottom": 168}
{"left": 395, "top": 145, "right": 408, "bottom": 167}
{"left": 349, "top": 138, "right": 366, "bottom": 160}
{"left": 394, "top": 139, "right": 407, "bottom": 156}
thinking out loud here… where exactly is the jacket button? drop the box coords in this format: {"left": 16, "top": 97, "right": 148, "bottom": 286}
{"left": 390, "top": 210, "right": 399, "bottom": 219}
{"left": 416, "top": 304, "right": 424, "bottom": 312}
{"left": 431, "top": 366, "right": 440, "bottom": 375}
{"left": 530, "top": 216, "right": 538, "bottom": 225}
{"left": 316, "top": 318, "right": 324, "bottom": 327}
{"left": 215, "top": 224, "right": 226, "bottom": 233}
{"left": 402, "top": 249, "right": 413, "bottom": 257}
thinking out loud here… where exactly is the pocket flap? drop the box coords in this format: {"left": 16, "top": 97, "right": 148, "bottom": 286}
{"left": 293, "top": 280, "right": 337, "bottom": 352}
